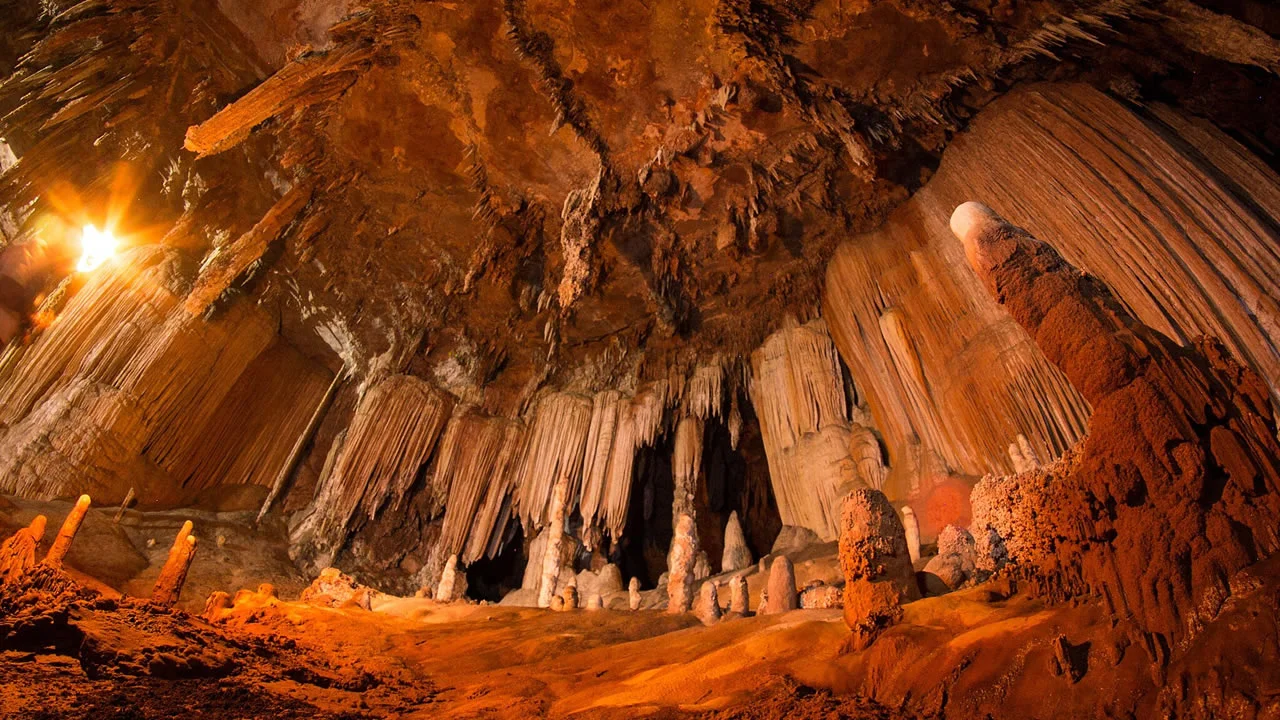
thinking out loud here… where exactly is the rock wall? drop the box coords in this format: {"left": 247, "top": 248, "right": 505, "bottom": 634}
{"left": 0, "top": 248, "right": 332, "bottom": 507}
{"left": 824, "top": 83, "right": 1280, "bottom": 505}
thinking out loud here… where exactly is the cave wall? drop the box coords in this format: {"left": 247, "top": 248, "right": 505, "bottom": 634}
{"left": 0, "top": 248, "right": 334, "bottom": 507}
{"left": 824, "top": 83, "right": 1280, "bottom": 507}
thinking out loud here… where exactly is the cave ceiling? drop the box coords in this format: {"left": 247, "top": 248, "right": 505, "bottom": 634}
{"left": 1, "top": 0, "right": 1275, "bottom": 415}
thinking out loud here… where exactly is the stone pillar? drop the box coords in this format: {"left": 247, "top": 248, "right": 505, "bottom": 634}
{"left": 629, "top": 577, "right": 641, "bottom": 610}
{"left": 152, "top": 521, "right": 197, "bottom": 607}
{"left": 667, "top": 513, "right": 698, "bottom": 613}
{"left": 901, "top": 505, "right": 921, "bottom": 564}
{"left": 45, "top": 495, "right": 90, "bottom": 568}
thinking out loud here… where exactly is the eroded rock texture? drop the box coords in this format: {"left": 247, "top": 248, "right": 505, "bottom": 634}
{"left": 825, "top": 83, "right": 1280, "bottom": 536}
{"left": 955, "top": 200, "right": 1280, "bottom": 663}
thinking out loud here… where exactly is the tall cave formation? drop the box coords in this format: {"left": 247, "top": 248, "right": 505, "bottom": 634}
{"left": 0, "top": 0, "right": 1279, "bottom": 717}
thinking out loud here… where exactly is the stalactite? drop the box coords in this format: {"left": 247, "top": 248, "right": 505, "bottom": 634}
{"left": 434, "top": 408, "right": 524, "bottom": 562}
{"left": 671, "top": 416, "right": 704, "bottom": 525}
{"left": 514, "top": 392, "right": 593, "bottom": 531}
{"left": 749, "top": 318, "right": 856, "bottom": 540}
{"left": 578, "top": 390, "right": 623, "bottom": 530}
{"left": 158, "top": 342, "right": 333, "bottom": 495}
{"left": 824, "top": 83, "right": 1280, "bottom": 488}
{"left": 301, "top": 374, "right": 453, "bottom": 548}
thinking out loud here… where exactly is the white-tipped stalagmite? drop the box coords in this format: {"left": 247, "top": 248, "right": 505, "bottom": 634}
{"left": 45, "top": 494, "right": 90, "bottom": 567}
{"left": 436, "top": 554, "right": 460, "bottom": 602}
{"left": 152, "top": 520, "right": 197, "bottom": 607}
{"left": 901, "top": 506, "right": 921, "bottom": 564}
{"left": 721, "top": 510, "right": 753, "bottom": 572}
{"left": 629, "top": 577, "right": 641, "bottom": 610}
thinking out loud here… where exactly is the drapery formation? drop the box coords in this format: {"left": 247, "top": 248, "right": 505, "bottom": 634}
{"left": 824, "top": 83, "right": 1280, "bottom": 498}
{"left": 0, "top": 248, "right": 333, "bottom": 504}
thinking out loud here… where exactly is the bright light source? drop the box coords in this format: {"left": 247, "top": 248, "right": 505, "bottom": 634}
{"left": 76, "top": 224, "right": 117, "bottom": 273}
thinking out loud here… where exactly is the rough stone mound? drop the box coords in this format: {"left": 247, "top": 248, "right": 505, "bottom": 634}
{"left": 799, "top": 581, "right": 843, "bottom": 609}
{"left": 300, "top": 567, "right": 383, "bottom": 610}
{"left": 953, "top": 201, "right": 1280, "bottom": 662}
{"left": 922, "top": 525, "right": 978, "bottom": 592}
{"left": 838, "top": 488, "right": 920, "bottom": 650}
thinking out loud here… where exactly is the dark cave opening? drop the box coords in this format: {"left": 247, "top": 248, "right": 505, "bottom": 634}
{"left": 616, "top": 434, "right": 676, "bottom": 589}
{"left": 465, "top": 522, "right": 526, "bottom": 602}
{"left": 696, "top": 398, "right": 782, "bottom": 572}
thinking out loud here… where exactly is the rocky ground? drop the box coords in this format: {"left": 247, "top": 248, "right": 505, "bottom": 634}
{"left": 3, "top": 511, "right": 1277, "bottom": 719}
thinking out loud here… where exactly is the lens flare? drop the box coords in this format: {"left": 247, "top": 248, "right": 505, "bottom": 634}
{"left": 76, "top": 224, "right": 117, "bottom": 272}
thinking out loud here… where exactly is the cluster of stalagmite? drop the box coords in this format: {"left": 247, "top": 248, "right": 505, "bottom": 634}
{"left": 0, "top": 497, "right": 198, "bottom": 607}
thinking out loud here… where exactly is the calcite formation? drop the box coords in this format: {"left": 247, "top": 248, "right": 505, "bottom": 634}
{"left": 761, "top": 556, "right": 797, "bottom": 615}
{"left": 696, "top": 581, "right": 722, "bottom": 625}
{"left": 0, "top": 515, "right": 45, "bottom": 583}
{"left": 953, "top": 200, "right": 1280, "bottom": 662}
{"left": 922, "top": 525, "right": 978, "bottom": 592}
{"left": 151, "top": 520, "right": 198, "bottom": 607}
{"left": 728, "top": 575, "right": 750, "bottom": 616}
{"left": 839, "top": 489, "right": 920, "bottom": 650}
{"left": 44, "top": 494, "right": 89, "bottom": 568}
{"left": 720, "top": 511, "right": 753, "bottom": 573}
{"left": 666, "top": 514, "right": 698, "bottom": 614}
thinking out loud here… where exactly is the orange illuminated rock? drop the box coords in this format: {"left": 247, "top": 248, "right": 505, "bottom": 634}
{"left": 44, "top": 494, "right": 90, "bottom": 568}
{"left": 0, "top": 515, "right": 46, "bottom": 584}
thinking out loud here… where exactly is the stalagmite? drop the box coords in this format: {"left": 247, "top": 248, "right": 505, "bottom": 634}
{"left": 152, "top": 521, "right": 198, "bottom": 607}
{"left": 586, "top": 593, "right": 603, "bottom": 611}
{"left": 729, "top": 575, "right": 750, "bottom": 615}
{"left": 953, "top": 200, "right": 1280, "bottom": 654}
{"left": 900, "top": 506, "right": 921, "bottom": 564}
{"left": 839, "top": 489, "right": 920, "bottom": 650}
{"left": 761, "top": 556, "right": 797, "bottom": 614}
{"left": 0, "top": 515, "right": 46, "bottom": 583}
{"left": 721, "top": 511, "right": 753, "bottom": 572}
{"left": 561, "top": 584, "right": 579, "bottom": 610}
{"left": 44, "top": 494, "right": 90, "bottom": 568}
{"left": 538, "top": 473, "right": 572, "bottom": 609}
{"left": 696, "top": 581, "right": 722, "bottom": 625}
{"left": 436, "top": 554, "right": 460, "bottom": 603}
{"left": 628, "top": 577, "right": 641, "bottom": 610}
{"left": 113, "top": 488, "right": 135, "bottom": 524}
{"left": 667, "top": 514, "right": 698, "bottom": 613}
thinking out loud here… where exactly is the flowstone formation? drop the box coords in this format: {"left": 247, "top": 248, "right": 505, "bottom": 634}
{"left": 954, "top": 200, "right": 1280, "bottom": 666}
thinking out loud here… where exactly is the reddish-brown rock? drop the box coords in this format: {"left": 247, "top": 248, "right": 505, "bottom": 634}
{"left": 838, "top": 489, "right": 920, "bottom": 649}
{"left": 954, "top": 201, "right": 1280, "bottom": 663}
